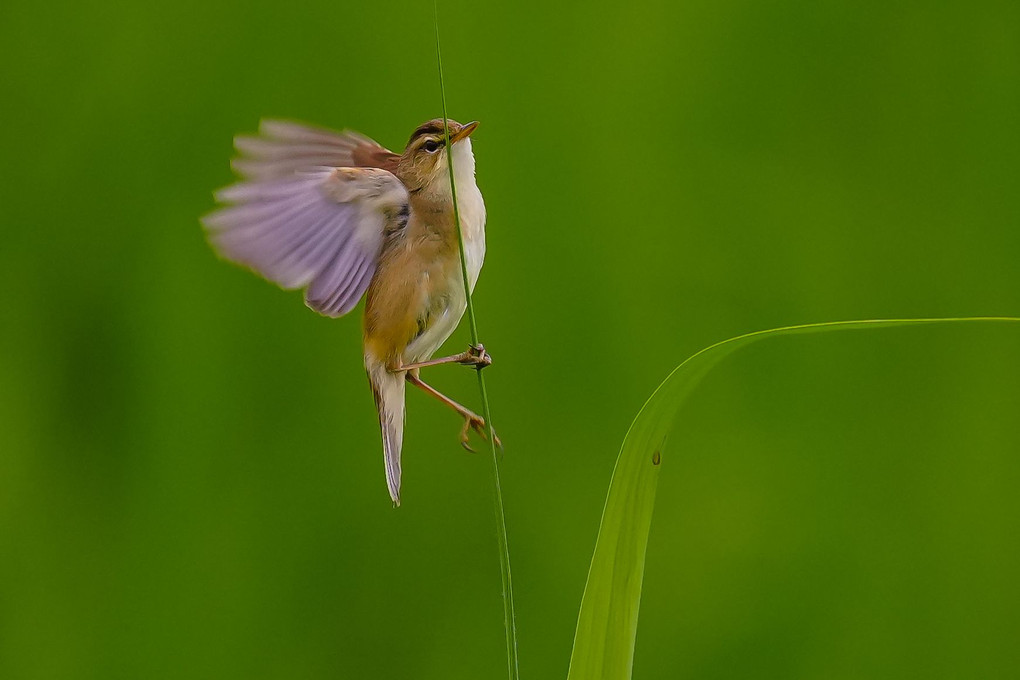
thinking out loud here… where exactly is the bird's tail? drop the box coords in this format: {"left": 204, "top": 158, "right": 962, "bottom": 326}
{"left": 367, "top": 359, "right": 405, "bottom": 506}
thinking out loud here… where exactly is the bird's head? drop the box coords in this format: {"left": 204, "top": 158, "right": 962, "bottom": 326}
{"left": 397, "top": 118, "right": 479, "bottom": 198}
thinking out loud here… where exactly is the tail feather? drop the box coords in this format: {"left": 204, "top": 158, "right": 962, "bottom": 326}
{"left": 368, "top": 361, "right": 405, "bottom": 506}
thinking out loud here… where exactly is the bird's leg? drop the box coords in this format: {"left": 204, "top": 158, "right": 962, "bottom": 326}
{"left": 399, "top": 344, "right": 492, "bottom": 371}
{"left": 404, "top": 371, "right": 502, "bottom": 452}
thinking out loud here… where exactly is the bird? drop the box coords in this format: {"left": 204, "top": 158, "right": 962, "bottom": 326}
{"left": 202, "top": 117, "right": 497, "bottom": 506}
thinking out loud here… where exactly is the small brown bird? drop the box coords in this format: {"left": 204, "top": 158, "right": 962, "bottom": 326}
{"left": 202, "top": 118, "right": 495, "bottom": 505}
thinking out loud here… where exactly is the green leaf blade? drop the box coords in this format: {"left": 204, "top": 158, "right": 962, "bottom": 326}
{"left": 566, "top": 317, "right": 1020, "bottom": 680}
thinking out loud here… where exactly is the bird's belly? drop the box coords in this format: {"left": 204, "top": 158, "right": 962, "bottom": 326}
{"left": 403, "top": 217, "right": 484, "bottom": 363}
{"left": 404, "top": 288, "right": 466, "bottom": 363}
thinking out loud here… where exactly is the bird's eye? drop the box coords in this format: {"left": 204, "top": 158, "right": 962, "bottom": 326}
{"left": 423, "top": 139, "right": 440, "bottom": 153}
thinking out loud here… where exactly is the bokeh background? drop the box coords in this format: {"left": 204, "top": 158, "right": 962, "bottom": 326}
{"left": 2, "top": 0, "right": 1018, "bottom": 678}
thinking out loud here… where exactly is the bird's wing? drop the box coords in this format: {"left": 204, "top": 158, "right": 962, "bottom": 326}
{"left": 202, "top": 166, "right": 408, "bottom": 318}
{"left": 231, "top": 119, "right": 400, "bottom": 179}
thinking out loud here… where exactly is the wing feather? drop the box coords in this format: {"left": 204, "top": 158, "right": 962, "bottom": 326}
{"left": 231, "top": 118, "right": 400, "bottom": 180}
{"left": 203, "top": 165, "right": 408, "bottom": 318}
{"left": 258, "top": 119, "right": 374, "bottom": 147}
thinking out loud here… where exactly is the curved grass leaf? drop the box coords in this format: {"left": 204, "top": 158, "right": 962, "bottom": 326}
{"left": 566, "top": 317, "right": 1020, "bottom": 680}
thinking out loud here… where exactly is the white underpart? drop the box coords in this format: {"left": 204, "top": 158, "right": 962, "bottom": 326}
{"left": 404, "top": 138, "right": 486, "bottom": 363}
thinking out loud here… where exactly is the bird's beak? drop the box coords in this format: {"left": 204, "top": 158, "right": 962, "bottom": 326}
{"left": 449, "top": 121, "right": 479, "bottom": 144}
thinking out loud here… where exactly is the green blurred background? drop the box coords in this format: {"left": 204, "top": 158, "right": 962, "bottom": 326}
{"left": 2, "top": 0, "right": 1018, "bottom": 678}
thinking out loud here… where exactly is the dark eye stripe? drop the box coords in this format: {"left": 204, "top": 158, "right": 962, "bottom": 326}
{"left": 412, "top": 121, "right": 446, "bottom": 138}
{"left": 406, "top": 118, "right": 457, "bottom": 148}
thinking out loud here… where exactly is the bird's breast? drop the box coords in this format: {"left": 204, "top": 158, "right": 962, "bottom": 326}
{"left": 364, "top": 149, "right": 486, "bottom": 366}
{"left": 404, "top": 174, "right": 485, "bottom": 363}
{"left": 456, "top": 178, "right": 486, "bottom": 293}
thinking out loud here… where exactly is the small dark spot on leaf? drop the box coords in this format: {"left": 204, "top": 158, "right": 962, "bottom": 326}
{"left": 652, "top": 451, "right": 661, "bottom": 466}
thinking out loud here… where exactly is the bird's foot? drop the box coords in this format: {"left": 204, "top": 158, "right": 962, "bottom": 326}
{"left": 457, "top": 344, "right": 492, "bottom": 370}
{"left": 460, "top": 412, "right": 502, "bottom": 452}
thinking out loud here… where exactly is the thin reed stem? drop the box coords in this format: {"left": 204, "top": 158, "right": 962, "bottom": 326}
{"left": 433, "top": 5, "right": 520, "bottom": 680}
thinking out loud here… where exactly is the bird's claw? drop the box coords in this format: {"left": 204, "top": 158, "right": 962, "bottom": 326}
{"left": 458, "top": 344, "right": 493, "bottom": 370}
{"left": 460, "top": 413, "right": 502, "bottom": 452}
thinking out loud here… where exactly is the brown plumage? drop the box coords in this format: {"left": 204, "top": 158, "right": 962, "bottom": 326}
{"left": 203, "top": 118, "right": 491, "bottom": 506}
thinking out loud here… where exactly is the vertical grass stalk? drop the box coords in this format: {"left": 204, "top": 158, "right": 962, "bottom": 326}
{"left": 434, "top": 5, "right": 521, "bottom": 680}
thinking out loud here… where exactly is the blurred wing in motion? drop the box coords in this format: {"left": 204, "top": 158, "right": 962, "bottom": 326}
{"left": 203, "top": 166, "right": 408, "bottom": 317}
{"left": 232, "top": 119, "right": 400, "bottom": 179}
